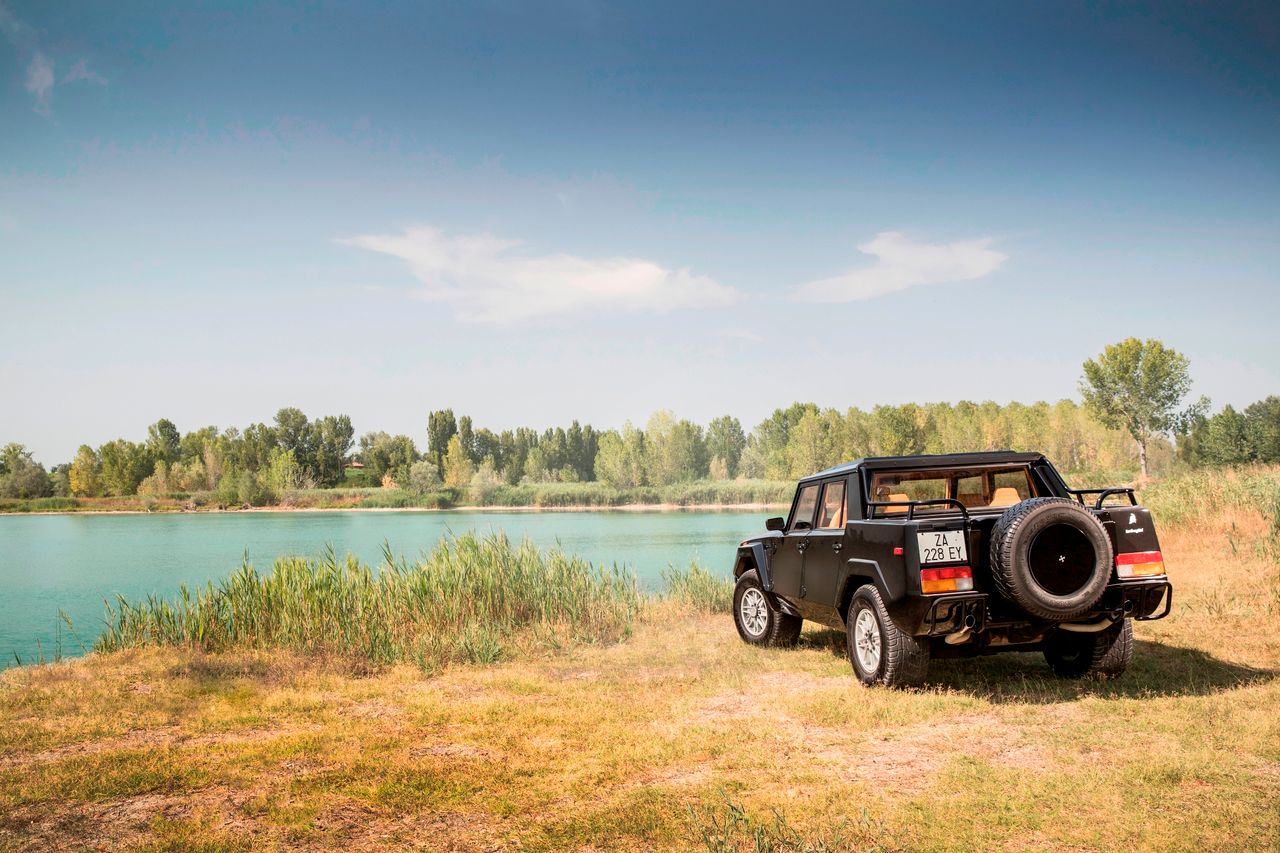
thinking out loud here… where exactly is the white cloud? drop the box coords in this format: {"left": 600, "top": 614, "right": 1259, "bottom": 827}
{"left": 340, "top": 225, "right": 739, "bottom": 323}
{"left": 3, "top": 5, "right": 104, "bottom": 114}
{"left": 24, "top": 52, "right": 53, "bottom": 115}
{"left": 63, "top": 58, "right": 107, "bottom": 86}
{"left": 795, "top": 231, "right": 1007, "bottom": 302}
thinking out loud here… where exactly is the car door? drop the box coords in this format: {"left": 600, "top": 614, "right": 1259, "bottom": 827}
{"left": 769, "top": 482, "right": 819, "bottom": 605}
{"left": 797, "top": 477, "right": 849, "bottom": 622}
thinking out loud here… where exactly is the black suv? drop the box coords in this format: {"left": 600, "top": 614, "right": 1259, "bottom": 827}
{"left": 731, "top": 452, "right": 1171, "bottom": 687}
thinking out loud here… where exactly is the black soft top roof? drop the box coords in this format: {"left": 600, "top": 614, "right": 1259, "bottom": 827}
{"left": 801, "top": 451, "right": 1047, "bottom": 484}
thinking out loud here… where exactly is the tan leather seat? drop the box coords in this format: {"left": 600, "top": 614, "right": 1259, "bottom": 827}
{"left": 884, "top": 492, "right": 910, "bottom": 515}
{"left": 990, "top": 487, "right": 1021, "bottom": 507}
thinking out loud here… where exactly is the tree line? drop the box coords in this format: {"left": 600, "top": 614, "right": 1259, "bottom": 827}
{"left": 1, "top": 339, "right": 1275, "bottom": 502}
{"left": 2, "top": 396, "right": 1277, "bottom": 503}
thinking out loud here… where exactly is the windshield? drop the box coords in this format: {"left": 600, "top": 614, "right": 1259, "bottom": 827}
{"left": 869, "top": 465, "right": 1039, "bottom": 517}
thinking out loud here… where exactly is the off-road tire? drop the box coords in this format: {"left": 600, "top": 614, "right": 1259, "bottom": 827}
{"left": 990, "top": 497, "right": 1112, "bottom": 621}
{"left": 845, "top": 584, "right": 929, "bottom": 688}
{"left": 1043, "top": 618, "right": 1133, "bottom": 679}
{"left": 733, "top": 569, "right": 802, "bottom": 647}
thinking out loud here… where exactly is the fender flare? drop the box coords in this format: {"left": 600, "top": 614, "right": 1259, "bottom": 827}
{"left": 837, "top": 558, "right": 904, "bottom": 608}
{"left": 734, "top": 542, "right": 773, "bottom": 591}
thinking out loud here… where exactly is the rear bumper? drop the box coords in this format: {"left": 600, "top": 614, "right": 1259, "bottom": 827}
{"left": 920, "top": 593, "right": 988, "bottom": 636}
{"left": 1098, "top": 579, "right": 1172, "bottom": 621}
{"left": 911, "top": 579, "right": 1173, "bottom": 637}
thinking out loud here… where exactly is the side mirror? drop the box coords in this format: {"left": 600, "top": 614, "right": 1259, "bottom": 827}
{"left": 765, "top": 516, "right": 786, "bottom": 532}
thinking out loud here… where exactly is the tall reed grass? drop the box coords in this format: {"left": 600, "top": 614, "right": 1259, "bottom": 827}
{"left": 1139, "top": 465, "right": 1280, "bottom": 526}
{"left": 661, "top": 562, "right": 734, "bottom": 614}
{"left": 97, "top": 532, "right": 641, "bottom": 669}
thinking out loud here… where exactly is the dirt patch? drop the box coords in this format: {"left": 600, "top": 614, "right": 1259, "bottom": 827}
{"left": 688, "top": 670, "right": 842, "bottom": 727}
{"left": 409, "top": 741, "right": 502, "bottom": 761}
{"left": 0, "top": 787, "right": 256, "bottom": 852}
{"left": 345, "top": 699, "right": 403, "bottom": 720}
{"left": 806, "top": 712, "right": 1048, "bottom": 794}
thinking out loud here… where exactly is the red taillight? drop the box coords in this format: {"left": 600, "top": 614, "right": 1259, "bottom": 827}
{"left": 1116, "top": 551, "right": 1165, "bottom": 579}
{"left": 921, "top": 566, "right": 973, "bottom": 594}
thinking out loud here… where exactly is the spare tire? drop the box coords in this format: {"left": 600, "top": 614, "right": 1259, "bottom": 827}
{"left": 989, "top": 497, "right": 1112, "bottom": 621}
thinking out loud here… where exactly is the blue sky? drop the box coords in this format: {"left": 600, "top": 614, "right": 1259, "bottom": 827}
{"left": 2, "top": 1, "right": 1278, "bottom": 463}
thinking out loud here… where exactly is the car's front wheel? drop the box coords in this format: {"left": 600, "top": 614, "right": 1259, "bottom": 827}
{"left": 732, "top": 569, "right": 802, "bottom": 647}
{"left": 846, "top": 584, "right": 929, "bottom": 687}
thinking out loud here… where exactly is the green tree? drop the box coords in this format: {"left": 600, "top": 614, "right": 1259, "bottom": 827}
{"left": 310, "top": 415, "right": 355, "bottom": 487}
{"left": 523, "top": 445, "right": 552, "bottom": 483}
{"left": 1244, "top": 396, "right": 1280, "bottom": 463}
{"left": 146, "top": 419, "right": 181, "bottom": 465}
{"left": 457, "top": 415, "right": 477, "bottom": 463}
{"left": 1081, "top": 338, "right": 1204, "bottom": 479}
{"left": 427, "top": 409, "right": 458, "bottom": 460}
{"left": 98, "top": 439, "right": 154, "bottom": 496}
{"left": 594, "top": 425, "right": 647, "bottom": 488}
{"left": 69, "top": 445, "right": 103, "bottom": 497}
{"left": 752, "top": 403, "right": 819, "bottom": 479}
{"left": 1196, "top": 405, "right": 1252, "bottom": 465}
{"left": 273, "top": 408, "right": 312, "bottom": 467}
{"left": 0, "top": 443, "right": 52, "bottom": 499}
{"left": 870, "top": 405, "right": 927, "bottom": 456}
{"left": 262, "top": 447, "right": 304, "bottom": 495}
{"left": 706, "top": 415, "right": 746, "bottom": 478}
{"left": 358, "top": 432, "right": 419, "bottom": 486}
{"left": 443, "top": 434, "right": 475, "bottom": 487}
{"left": 407, "top": 460, "right": 442, "bottom": 494}
{"left": 48, "top": 463, "right": 71, "bottom": 497}
{"left": 643, "top": 411, "right": 707, "bottom": 485}
{"left": 237, "top": 422, "right": 278, "bottom": 472}
{"left": 787, "top": 410, "right": 836, "bottom": 477}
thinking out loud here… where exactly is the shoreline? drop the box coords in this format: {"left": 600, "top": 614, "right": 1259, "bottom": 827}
{"left": 1, "top": 501, "right": 787, "bottom": 518}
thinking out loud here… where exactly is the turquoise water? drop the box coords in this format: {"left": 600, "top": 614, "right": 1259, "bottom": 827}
{"left": 0, "top": 509, "right": 765, "bottom": 667}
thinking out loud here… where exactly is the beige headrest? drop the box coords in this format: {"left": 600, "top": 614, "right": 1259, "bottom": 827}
{"left": 884, "top": 492, "right": 910, "bottom": 514}
{"left": 990, "top": 487, "right": 1021, "bottom": 507}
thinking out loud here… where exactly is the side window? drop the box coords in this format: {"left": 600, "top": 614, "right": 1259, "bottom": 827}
{"left": 817, "top": 480, "right": 847, "bottom": 529}
{"left": 790, "top": 484, "right": 820, "bottom": 531}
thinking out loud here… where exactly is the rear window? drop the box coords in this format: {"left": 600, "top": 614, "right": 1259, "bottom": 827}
{"left": 870, "top": 466, "right": 1040, "bottom": 517}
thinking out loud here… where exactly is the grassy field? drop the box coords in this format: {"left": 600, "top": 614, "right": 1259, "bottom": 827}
{"left": 1, "top": 474, "right": 1278, "bottom": 850}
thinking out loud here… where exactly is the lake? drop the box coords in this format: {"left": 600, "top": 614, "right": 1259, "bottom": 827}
{"left": 0, "top": 509, "right": 767, "bottom": 667}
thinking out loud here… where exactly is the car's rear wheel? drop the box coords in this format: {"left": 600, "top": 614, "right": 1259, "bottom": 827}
{"left": 845, "top": 585, "right": 928, "bottom": 688}
{"left": 1042, "top": 618, "right": 1133, "bottom": 679}
{"left": 732, "top": 569, "right": 802, "bottom": 647}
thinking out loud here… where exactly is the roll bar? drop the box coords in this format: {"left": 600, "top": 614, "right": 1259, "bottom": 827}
{"left": 1065, "top": 487, "right": 1138, "bottom": 509}
{"left": 864, "top": 497, "right": 972, "bottom": 523}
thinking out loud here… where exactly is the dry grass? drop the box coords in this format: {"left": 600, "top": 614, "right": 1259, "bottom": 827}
{"left": 2, "top": 516, "right": 1278, "bottom": 850}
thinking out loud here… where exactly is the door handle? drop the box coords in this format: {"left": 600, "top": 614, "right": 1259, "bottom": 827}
{"left": 797, "top": 541, "right": 809, "bottom": 553}
{"left": 832, "top": 542, "right": 843, "bottom": 552}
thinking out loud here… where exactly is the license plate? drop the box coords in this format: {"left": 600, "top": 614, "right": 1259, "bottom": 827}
{"left": 917, "top": 530, "right": 968, "bottom": 564}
